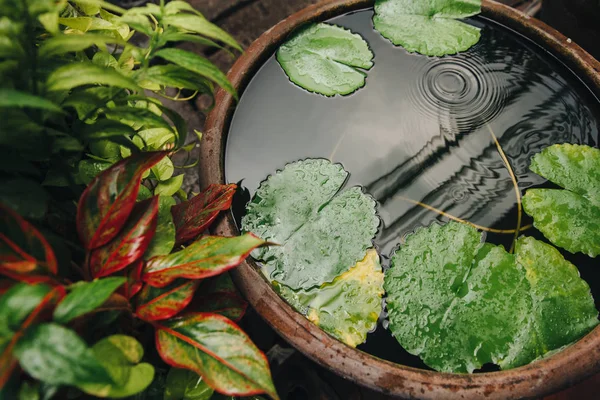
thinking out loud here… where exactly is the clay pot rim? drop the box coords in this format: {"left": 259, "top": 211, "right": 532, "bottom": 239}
{"left": 200, "top": 1, "right": 600, "bottom": 398}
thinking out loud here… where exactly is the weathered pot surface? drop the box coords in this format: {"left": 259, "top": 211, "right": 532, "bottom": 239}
{"left": 200, "top": 1, "right": 600, "bottom": 398}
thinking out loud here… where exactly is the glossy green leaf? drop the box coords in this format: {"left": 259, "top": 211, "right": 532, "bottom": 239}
{"left": 39, "top": 33, "right": 120, "bottom": 58}
{"left": 242, "top": 159, "right": 379, "bottom": 290}
{"left": 137, "top": 65, "right": 213, "bottom": 93}
{"left": 104, "top": 106, "right": 172, "bottom": 131}
{"left": 152, "top": 156, "right": 174, "bottom": 181}
{"left": 385, "top": 222, "right": 598, "bottom": 373}
{"left": 162, "top": 14, "right": 241, "bottom": 51}
{"left": 164, "top": 368, "right": 214, "bottom": 400}
{"left": 373, "top": 0, "right": 481, "bottom": 56}
{"left": 79, "top": 335, "right": 154, "bottom": 398}
{"left": 77, "top": 151, "right": 166, "bottom": 250}
{"left": 53, "top": 277, "right": 126, "bottom": 324}
{"left": 155, "top": 313, "right": 278, "bottom": 399}
{"left": 523, "top": 144, "right": 600, "bottom": 257}
{"left": 89, "top": 197, "right": 158, "bottom": 278}
{"left": 0, "top": 89, "right": 62, "bottom": 113}
{"left": 135, "top": 128, "right": 175, "bottom": 151}
{"left": 143, "top": 234, "right": 267, "bottom": 288}
{"left": 155, "top": 174, "right": 184, "bottom": 197}
{"left": 153, "top": 48, "right": 236, "bottom": 98}
{"left": 46, "top": 62, "right": 140, "bottom": 92}
{"left": 78, "top": 159, "right": 112, "bottom": 185}
{"left": 136, "top": 280, "right": 199, "bottom": 321}
{"left": 14, "top": 323, "right": 113, "bottom": 386}
{"left": 58, "top": 17, "right": 115, "bottom": 32}
{"left": 276, "top": 23, "right": 374, "bottom": 96}
{"left": 145, "top": 196, "right": 176, "bottom": 259}
{"left": 274, "top": 249, "right": 383, "bottom": 347}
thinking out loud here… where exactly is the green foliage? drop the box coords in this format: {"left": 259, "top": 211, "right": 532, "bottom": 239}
{"left": 276, "top": 23, "right": 373, "bottom": 96}
{"left": 384, "top": 222, "right": 598, "bottom": 373}
{"left": 523, "top": 144, "right": 600, "bottom": 257}
{"left": 373, "top": 0, "right": 481, "bottom": 56}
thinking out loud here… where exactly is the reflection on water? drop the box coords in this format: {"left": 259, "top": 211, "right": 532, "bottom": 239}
{"left": 224, "top": 9, "right": 600, "bottom": 368}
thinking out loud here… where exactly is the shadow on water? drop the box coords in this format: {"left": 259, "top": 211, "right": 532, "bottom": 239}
{"left": 225, "top": 9, "right": 600, "bottom": 369}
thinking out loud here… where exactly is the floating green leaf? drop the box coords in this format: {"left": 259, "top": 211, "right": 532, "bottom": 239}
{"left": 79, "top": 335, "right": 154, "bottom": 398}
{"left": 274, "top": 249, "right": 383, "bottom": 347}
{"left": 385, "top": 222, "right": 598, "bottom": 373}
{"left": 373, "top": 0, "right": 481, "bottom": 56}
{"left": 523, "top": 144, "right": 600, "bottom": 257}
{"left": 276, "top": 23, "right": 374, "bottom": 96}
{"left": 242, "top": 159, "right": 379, "bottom": 290}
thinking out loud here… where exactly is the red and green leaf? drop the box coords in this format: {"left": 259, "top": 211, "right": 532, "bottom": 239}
{"left": 121, "top": 260, "right": 144, "bottom": 299}
{"left": 189, "top": 275, "right": 247, "bottom": 321}
{"left": 171, "top": 184, "right": 236, "bottom": 246}
{"left": 136, "top": 280, "right": 199, "bottom": 321}
{"left": 0, "top": 205, "right": 57, "bottom": 283}
{"left": 0, "top": 284, "right": 65, "bottom": 389}
{"left": 142, "top": 234, "right": 267, "bottom": 288}
{"left": 155, "top": 313, "right": 278, "bottom": 399}
{"left": 77, "top": 151, "right": 167, "bottom": 250}
{"left": 89, "top": 197, "right": 159, "bottom": 278}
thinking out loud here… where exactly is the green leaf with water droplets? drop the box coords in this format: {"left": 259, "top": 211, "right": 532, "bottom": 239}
{"left": 276, "top": 23, "right": 374, "bottom": 96}
{"left": 385, "top": 222, "right": 598, "bottom": 373}
{"left": 523, "top": 144, "right": 600, "bottom": 257}
{"left": 242, "top": 159, "right": 379, "bottom": 290}
{"left": 274, "top": 249, "right": 383, "bottom": 347}
{"left": 373, "top": 0, "right": 481, "bottom": 56}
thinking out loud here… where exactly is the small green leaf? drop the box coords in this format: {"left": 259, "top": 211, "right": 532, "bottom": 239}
{"left": 162, "top": 14, "right": 241, "bottom": 51}
{"left": 78, "top": 159, "right": 112, "bottom": 185}
{"left": 90, "top": 139, "right": 121, "bottom": 161}
{"left": 242, "top": 159, "right": 379, "bottom": 290}
{"left": 153, "top": 48, "right": 236, "bottom": 98}
{"left": 39, "top": 33, "right": 120, "bottom": 58}
{"left": 164, "top": 368, "right": 214, "bottom": 400}
{"left": 104, "top": 106, "right": 172, "bottom": 131}
{"left": 58, "top": 17, "right": 115, "bottom": 32}
{"left": 385, "top": 222, "right": 598, "bottom": 373}
{"left": 155, "top": 175, "right": 184, "bottom": 197}
{"left": 82, "top": 119, "right": 137, "bottom": 140}
{"left": 137, "top": 65, "right": 213, "bottom": 93}
{"left": 0, "top": 89, "right": 62, "bottom": 113}
{"left": 373, "top": 0, "right": 481, "bottom": 56}
{"left": 274, "top": 249, "right": 383, "bottom": 347}
{"left": 277, "top": 23, "right": 374, "bottom": 96}
{"left": 18, "top": 381, "right": 39, "bottom": 400}
{"left": 14, "top": 323, "right": 113, "bottom": 386}
{"left": 46, "top": 62, "right": 140, "bottom": 92}
{"left": 144, "top": 196, "right": 176, "bottom": 259}
{"left": 79, "top": 335, "right": 154, "bottom": 398}
{"left": 136, "top": 128, "right": 175, "bottom": 151}
{"left": 523, "top": 144, "right": 600, "bottom": 257}
{"left": 92, "top": 52, "right": 119, "bottom": 69}
{"left": 152, "top": 156, "right": 174, "bottom": 181}
{"left": 53, "top": 277, "right": 126, "bottom": 323}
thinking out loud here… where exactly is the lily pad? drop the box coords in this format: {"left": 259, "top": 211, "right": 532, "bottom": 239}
{"left": 274, "top": 249, "right": 384, "bottom": 347}
{"left": 276, "top": 23, "right": 374, "bottom": 96}
{"left": 523, "top": 144, "right": 600, "bottom": 257}
{"left": 373, "top": 0, "right": 481, "bottom": 56}
{"left": 385, "top": 222, "right": 598, "bottom": 373}
{"left": 242, "top": 159, "right": 379, "bottom": 290}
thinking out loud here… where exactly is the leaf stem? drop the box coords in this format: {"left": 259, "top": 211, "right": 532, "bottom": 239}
{"left": 394, "top": 195, "right": 531, "bottom": 234}
{"left": 487, "top": 125, "right": 522, "bottom": 252}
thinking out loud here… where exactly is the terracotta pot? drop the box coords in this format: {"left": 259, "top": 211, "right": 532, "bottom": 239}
{"left": 200, "top": 1, "right": 600, "bottom": 398}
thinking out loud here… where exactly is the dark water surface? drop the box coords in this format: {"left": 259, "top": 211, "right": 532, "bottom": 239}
{"left": 225, "top": 9, "right": 600, "bottom": 369}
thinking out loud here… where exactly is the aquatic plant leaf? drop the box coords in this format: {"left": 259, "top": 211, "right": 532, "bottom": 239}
{"left": 523, "top": 144, "right": 600, "bottom": 257}
{"left": 14, "top": 323, "right": 113, "bottom": 386}
{"left": 77, "top": 152, "right": 166, "bottom": 250}
{"left": 155, "top": 313, "right": 278, "bottom": 399}
{"left": 373, "top": 0, "right": 481, "bottom": 56}
{"left": 136, "top": 280, "right": 200, "bottom": 321}
{"left": 78, "top": 335, "right": 154, "bottom": 398}
{"left": 385, "top": 222, "right": 597, "bottom": 373}
{"left": 276, "top": 23, "right": 374, "bottom": 96}
{"left": 53, "top": 278, "right": 126, "bottom": 324}
{"left": 0, "top": 205, "right": 57, "bottom": 283}
{"left": 142, "top": 234, "right": 267, "bottom": 288}
{"left": 274, "top": 249, "right": 384, "bottom": 347}
{"left": 90, "top": 197, "right": 159, "bottom": 278}
{"left": 172, "top": 184, "right": 237, "bottom": 247}
{"left": 242, "top": 159, "right": 379, "bottom": 290}
{"left": 145, "top": 196, "right": 177, "bottom": 259}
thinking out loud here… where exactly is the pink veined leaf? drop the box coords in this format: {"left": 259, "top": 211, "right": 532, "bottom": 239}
{"left": 171, "top": 184, "right": 237, "bottom": 246}
{"left": 77, "top": 151, "right": 167, "bottom": 250}
{"left": 154, "top": 312, "right": 279, "bottom": 399}
{"left": 136, "top": 280, "right": 200, "bottom": 321}
{"left": 142, "top": 234, "right": 267, "bottom": 288}
{"left": 89, "top": 197, "right": 159, "bottom": 278}
{"left": 0, "top": 204, "right": 58, "bottom": 283}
